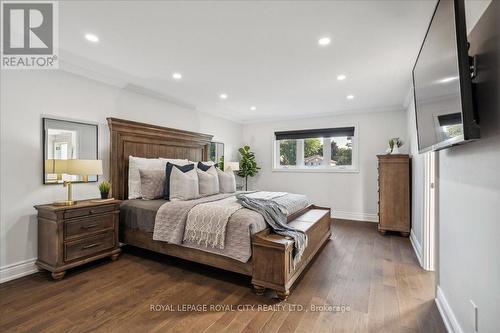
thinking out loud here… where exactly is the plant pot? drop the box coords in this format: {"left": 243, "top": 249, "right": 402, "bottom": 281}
{"left": 100, "top": 191, "right": 109, "bottom": 199}
{"left": 391, "top": 146, "right": 400, "bottom": 154}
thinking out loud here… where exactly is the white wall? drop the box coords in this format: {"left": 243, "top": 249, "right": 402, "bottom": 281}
{"left": 0, "top": 69, "right": 243, "bottom": 282}
{"left": 435, "top": 1, "right": 500, "bottom": 332}
{"left": 242, "top": 110, "right": 407, "bottom": 221}
{"left": 406, "top": 98, "right": 425, "bottom": 261}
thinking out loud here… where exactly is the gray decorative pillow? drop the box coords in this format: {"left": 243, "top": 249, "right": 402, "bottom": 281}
{"left": 197, "top": 166, "right": 219, "bottom": 196}
{"left": 170, "top": 167, "right": 199, "bottom": 200}
{"left": 139, "top": 169, "right": 165, "bottom": 200}
{"left": 216, "top": 168, "right": 236, "bottom": 193}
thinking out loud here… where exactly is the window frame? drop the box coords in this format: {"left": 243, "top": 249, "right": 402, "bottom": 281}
{"left": 272, "top": 124, "right": 359, "bottom": 173}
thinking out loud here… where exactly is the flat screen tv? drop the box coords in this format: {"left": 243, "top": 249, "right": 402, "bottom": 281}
{"left": 412, "top": 0, "right": 480, "bottom": 153}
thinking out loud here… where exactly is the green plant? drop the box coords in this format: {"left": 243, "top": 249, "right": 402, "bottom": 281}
{"left": 98, "top": 181, "right": 111, "bottom": 194}
{"left": 237, "top": 145, "right": 260, "bottom": 191}
{"left": 218, "top": 155, "right": 225, "bottom": 171}
{"left": 389, "top": 138, "right": 403, "bottom": 150}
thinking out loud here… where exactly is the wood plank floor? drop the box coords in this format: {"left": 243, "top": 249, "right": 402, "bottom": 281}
{"left": 0, "top": 220, "right": 446, "bottom": 333}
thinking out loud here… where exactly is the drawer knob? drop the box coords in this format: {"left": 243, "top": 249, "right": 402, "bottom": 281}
{"left": 81, "top": 223, "right": 98, "bottom": 229}
{"left": 82, "top": 242, "right": 101, "bottom": 249}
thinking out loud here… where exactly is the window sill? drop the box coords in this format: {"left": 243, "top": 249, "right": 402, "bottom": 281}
{"left": 272, "top": 167, "right": 359, "bottom": 174}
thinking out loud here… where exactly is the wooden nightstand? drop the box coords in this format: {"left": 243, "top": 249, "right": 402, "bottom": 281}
{"left": 34, "top": 199, "right": 121, "bottom": 280}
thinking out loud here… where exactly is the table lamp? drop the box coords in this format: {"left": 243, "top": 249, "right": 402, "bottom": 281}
{"left": 45, "top": 159, "right": 103, "bottom": 206}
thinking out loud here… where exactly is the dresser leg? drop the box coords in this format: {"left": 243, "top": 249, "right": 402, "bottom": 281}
{"left": 400, "top": 232, "right": 410, "bottom": 237}
{"left": 110, "top": 253, "right": 120, "bottom": 261}
{"left": 253, "top": 284, "right": 266, "bottom": 296}
{"left": 51, "top": 271, "right": 66, "bottom": 280}
{"left": 276, "top": 290, "right": 290, "bottom": 301}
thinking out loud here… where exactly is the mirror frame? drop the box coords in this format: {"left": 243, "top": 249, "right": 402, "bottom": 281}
{"left": 42, "top": 117, "right": 99, "bottom": 185}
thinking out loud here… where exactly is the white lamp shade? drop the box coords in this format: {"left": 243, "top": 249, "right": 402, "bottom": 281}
{"left": 45, "top": 159, "right": 103, "bottom": 175}
{"left": 225, "top": 161, "right": 240, "bottom": 172}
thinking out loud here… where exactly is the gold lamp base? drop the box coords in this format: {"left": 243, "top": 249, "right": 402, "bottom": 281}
{"left": 53, "top": 200, "right": 76, "bottom": 206}
{"left": 53, "top": 181, "right": 76, "bottom": 206}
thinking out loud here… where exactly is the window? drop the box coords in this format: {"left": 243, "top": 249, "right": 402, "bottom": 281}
{"left": 274, "top": 126, "right": 357, "bottom": 172}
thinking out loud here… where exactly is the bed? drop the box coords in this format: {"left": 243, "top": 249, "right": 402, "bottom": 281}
{"left": 108, "top": 117, "right": 331, "bottom": 300}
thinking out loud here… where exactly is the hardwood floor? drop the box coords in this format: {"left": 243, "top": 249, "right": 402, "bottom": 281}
{"left": 0, "top": 220, "right": 446, "bottom": 333}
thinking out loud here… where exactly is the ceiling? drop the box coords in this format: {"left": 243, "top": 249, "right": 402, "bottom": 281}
{"left": 59, "top": 0, "right": 440, "bottom": 122}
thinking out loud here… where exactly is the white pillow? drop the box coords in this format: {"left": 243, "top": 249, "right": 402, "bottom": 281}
{"left": 170, "top": 167, "right": 199, "bottom": 200}
{"left": 217, "top": 168, "right": 236, "bottom": 193}
{"left": 128, "top": 156, "right": 188, "bottom": 199}
{"left": 197, "top": 166, "right": 219, "bottom": 196}
{"left": 160, "top": 158, "right": 191, "bottom": 165}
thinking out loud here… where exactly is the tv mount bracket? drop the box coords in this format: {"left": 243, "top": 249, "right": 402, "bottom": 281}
{"left": 469, "top": 55, "right": 477, "bottom": 80}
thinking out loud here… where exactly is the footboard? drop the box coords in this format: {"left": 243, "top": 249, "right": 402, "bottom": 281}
{"left": 251, "top": 205, "right": 331, "bottom": 300}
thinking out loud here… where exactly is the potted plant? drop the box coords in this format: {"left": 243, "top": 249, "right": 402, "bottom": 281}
{"left": 237, "top": 145, "right": 260, "bottom": 191}
{"left": 387, "top": 138, "right": 403, "bottom": 154}
{"left": 98, "top": 181, "right": 111, "bottom": 199}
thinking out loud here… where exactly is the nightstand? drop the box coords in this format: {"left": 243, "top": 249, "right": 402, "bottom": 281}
{"left": 34, "top": 199, "right": 122, "bottom": 280}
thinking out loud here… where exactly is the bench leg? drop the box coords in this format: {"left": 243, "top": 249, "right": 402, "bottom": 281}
{"left": 253, "top": 284, "right": 266, "bottom": 296}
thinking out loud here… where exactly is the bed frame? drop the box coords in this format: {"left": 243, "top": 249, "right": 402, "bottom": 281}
{"left": 107, "top": 117, "right": 331, "bottom": 300}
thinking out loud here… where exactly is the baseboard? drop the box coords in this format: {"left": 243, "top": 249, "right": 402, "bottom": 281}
{"left": 410, "top": 230, "right": 423, "bottom": 267}
{"left": 0, "top": 258, "right": 39, "bottom": 284}
{"left": 435, "top": 286, "right": 464, "bottom": 333}
{"left": 332, "top": 210, "right": 378, "bottom": 223}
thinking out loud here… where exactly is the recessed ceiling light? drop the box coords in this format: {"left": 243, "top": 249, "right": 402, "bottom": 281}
{"left": 219, "top": 93, "right": 228, "bottom": 99}
{"left": 318, "top": 37, "right": 331, "bottom": 46}
{"left": 337, "top": 74, "right": 346, "bottom": 81}
{"left": 85, "top": 33, "right": 99, "bottom": 43}
{"left": 250, "top": 106, "right": 256, "bottom": 111}
{"left": 172, "top": 72, "right": 182, "bottom": 80}
{"left": 347, "top": 94, "right": 355, "bottom": 100}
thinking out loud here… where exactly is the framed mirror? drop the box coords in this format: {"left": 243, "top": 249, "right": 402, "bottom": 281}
{"left": 209, "top": 142, "right": 224, "bottom": 165}
{"left": 43, "top": 118, "right": 98, "bottom": 184}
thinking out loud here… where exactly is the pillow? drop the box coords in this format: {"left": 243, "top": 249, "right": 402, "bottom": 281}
{"left": 128, "top": 157, "right": 189, "bottom": 199}
{"left": 164, "top": 162, "right": 195, "bottom": 200}
{"left": 159, "top": 158, "right": 191, "bottom": 165}
{"left": 139, "top": 169, "right": 165, "bottom": 200}
{"left": 197, "top": 161, "right": 218, "bottom": 171}
{"left": 169, "top": 167, "right": 199, "bottom": 200}
{"left": 217, "top": 168, "right": 236, "bottom": 193}
{"left": 197, "top": 166, "right": 219, "bottom": 196}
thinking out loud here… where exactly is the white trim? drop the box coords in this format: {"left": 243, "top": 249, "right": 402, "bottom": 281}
{"left": 332, "top": 210, "right": 378, "bottom": 223}
{"left": 422, "top": 151, "right": 437, "bottom": 271}
{"left": 436, "top": 286, "right": 464, "bottom": 333}
{"left": 245, "top": 105, "right": 405, "bottom": 124}
{"left": 0, "top": 258, "right": 39, "bottom": 284}
{"left": 410, "top": 230, "right": 423, "bottom": 267}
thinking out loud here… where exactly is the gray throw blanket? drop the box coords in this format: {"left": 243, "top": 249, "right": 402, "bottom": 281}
{"left": 236, "top": 194, "right": 308, "bottom": 268}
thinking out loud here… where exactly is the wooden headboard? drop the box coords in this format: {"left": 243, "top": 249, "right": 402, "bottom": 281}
{"left": 107, "top": 118, "right": 213, "bottom": 200}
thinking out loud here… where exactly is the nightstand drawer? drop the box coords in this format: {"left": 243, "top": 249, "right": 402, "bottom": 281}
{"left": 64, "top": 205, "right": 116, "bottom": 219}
{"left": 65, "top": 232, "right": 115, "bottom": 262}
{"left": 65, "top": 214, "right": 114, "bottom": 240}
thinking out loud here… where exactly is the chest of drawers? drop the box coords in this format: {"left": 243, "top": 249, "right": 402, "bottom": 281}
{"left": 35, "top": 199, "right": 121, "bottom": 280}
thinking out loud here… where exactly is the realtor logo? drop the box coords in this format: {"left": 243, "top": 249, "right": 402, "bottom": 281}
{"left": 1, "top": 1, "right": 58, "bottom": 69}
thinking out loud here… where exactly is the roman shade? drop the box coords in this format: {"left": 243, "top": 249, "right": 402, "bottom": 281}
{"left": 275, "top": 127, "right": 355, "bottom": 140}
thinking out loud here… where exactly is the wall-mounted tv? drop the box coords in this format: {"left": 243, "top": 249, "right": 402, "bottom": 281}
{"left": 412, "top": 0, "right": 480, "bottom": 153}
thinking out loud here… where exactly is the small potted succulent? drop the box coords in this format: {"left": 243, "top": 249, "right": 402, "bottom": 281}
{"left": 387, "top": 138, "right": 403, "bottom": 154}
{"left": 98, "top": 181, "right": 111, "bottom": 199}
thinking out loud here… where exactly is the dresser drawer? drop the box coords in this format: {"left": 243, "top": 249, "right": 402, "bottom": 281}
{"left": 64, "top": 232, "right": 115, "bottom": 262}
{"left": 65, "top": 214, "right": 115, "bottom": 240}
{"left": 64, "top": 204, "right": 116, "bottom": 219}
